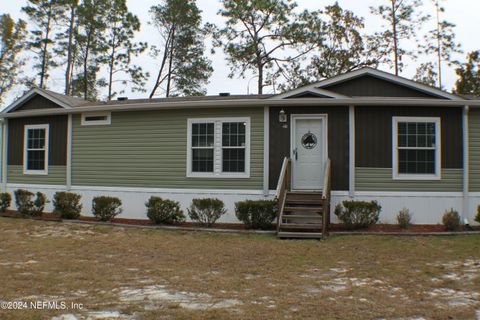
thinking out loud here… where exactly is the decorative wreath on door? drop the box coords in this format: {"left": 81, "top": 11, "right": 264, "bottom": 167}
{"left": 301, "top": 132, "right": 317, "bottom": 149}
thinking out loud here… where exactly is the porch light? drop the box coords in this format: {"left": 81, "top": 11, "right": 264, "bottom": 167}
{"left": 279, "top": 109, "right": 287, "bottom": 123}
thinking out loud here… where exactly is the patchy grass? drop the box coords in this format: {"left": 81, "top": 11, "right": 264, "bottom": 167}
{"left": 0, "top": 218, "right": 479, "bottom": 320}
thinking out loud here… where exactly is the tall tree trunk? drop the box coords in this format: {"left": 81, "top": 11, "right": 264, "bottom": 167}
{"left": 391, "top": 0, "right": 399, "bottom": 75}
{"left": 435, "top": 0, "right": 442, "bottom": 88}
{"left": 83, "top": 34, "right": 91, "bottom": 100}
{"left": 70, "top": 46, "right": 76, "bottom": 96}
{"left": 107, "top": 34, "right": 116, "bottom": 100}
{"left": 40, "top": 3, "right": 53, "bottom": 89}
{"left": 65, "top": 1, "right": 76, "bottom": 95}
{"left": 257, "top": 63, "right": 263, "bottom": 94}
{"left": 256, "top": 47, "right": 263, "bottom": 94}
{"left": 166, "top": 27, "right": 176, "bottom": 97}
{"left": 149, "top": 28, "right": 173, "bottom": 98}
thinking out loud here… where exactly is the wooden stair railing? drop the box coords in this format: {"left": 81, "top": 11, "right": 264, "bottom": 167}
{"left": 321, "top": 159, "right": 332, "bottom": 238}
{"left": 276, "top": 157, "right": 330, "bottom": 239}
{"left": 276, "top": 157, "right": 291, "bottom": 233}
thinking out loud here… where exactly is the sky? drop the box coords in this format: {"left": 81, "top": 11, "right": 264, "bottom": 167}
{"left": 0, "top": 0, "right": 478, "bottom": 105}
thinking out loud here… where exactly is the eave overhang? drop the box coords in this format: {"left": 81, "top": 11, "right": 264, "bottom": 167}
{"left": 2, "top": 98, "right": 480, "bottom": 119}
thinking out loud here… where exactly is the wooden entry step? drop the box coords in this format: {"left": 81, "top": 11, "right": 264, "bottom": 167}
{"left": 278, "top": 190, "right": 325, "bottom": 239}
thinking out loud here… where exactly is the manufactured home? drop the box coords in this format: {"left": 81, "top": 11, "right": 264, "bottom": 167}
{"left": 1, "top": 68, "right": 480, "bottom": 237}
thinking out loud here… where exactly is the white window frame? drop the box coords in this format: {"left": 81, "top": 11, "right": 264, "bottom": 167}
{"left": 187, "top": 117, "right": 251, "bottom": 178}
{"left": 81, "top": 112, "right": 111, "bottom": 126}
{"left": 23, "top": 124, "right": 49, "bottom": 175}
{"left": 392, "top": 116, "right": 441, "bottom": 180}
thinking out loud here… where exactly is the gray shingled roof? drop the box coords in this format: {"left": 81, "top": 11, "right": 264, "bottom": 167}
{"left": 43, "top": 89, "right": 90, "bottom": 107}
{"left": 4, "top": 88, "right": 273, "bottom": 113}
{"left": 77, "top": 94, "right": 273, "bottom": 107}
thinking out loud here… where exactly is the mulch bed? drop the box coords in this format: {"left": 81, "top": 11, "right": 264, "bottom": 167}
{"left": 0, "top": 210, "right": 62, "bottom": 221}
{"left": 1, "top": 210, "right": 479, "bottom": 233}
{"left": 78, "top": 216, "right": 250, "bottom": 230}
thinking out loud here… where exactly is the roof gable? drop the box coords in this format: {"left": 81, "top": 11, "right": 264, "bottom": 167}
{"left": 4, "top": 88, "right": 87, "bottom": 113}
{"left": 317, "top": 68, "right": 462, "bottom": 100}
{"left": 13, "top": 94, "right": 64, "bottom": 112}
{"left": 323, "top": 74, "right": 442, "bottom": 99}
{"left": 270, "top": 68, "right": 463, "bottom": 101}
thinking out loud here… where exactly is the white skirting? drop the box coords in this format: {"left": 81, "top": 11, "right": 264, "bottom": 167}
{"left": 331, "top": 191, "right": 478, "bottom": 225}
{"left": 3, "top": 184, "right": 479, "bottom": 225}
{"left": 4, "top": 184, "right": 274, "bottom": 223}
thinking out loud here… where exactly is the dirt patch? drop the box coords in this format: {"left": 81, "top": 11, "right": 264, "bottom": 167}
{"left": 116, "top": 285, "right": 242, "bottom": 310}
{"left": 429, "top": 288, "right": 479, "bottom": 306}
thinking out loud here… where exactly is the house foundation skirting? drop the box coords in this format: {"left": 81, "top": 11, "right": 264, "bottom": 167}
{"left": 331, "top": 191, "right": 480, "bottom": 225}
{"left": 3, "top": 184, "right": 479, "bottom": 225}
{"left": 4, "top": 183, "right": 275, "bottom": 223}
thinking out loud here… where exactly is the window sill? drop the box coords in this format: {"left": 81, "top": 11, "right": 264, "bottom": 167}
{"left": 187, "top": 172, "right": 250, "bottom": 179}
{"left": 392, "top": 174, "right": 441, "bottom": 181}
{"left": 23, "top": 170, "right": 48, "bottom": 176}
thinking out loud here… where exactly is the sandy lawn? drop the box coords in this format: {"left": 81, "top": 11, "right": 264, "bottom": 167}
{"left": 0, "top": 218, "right": 479, "bottom": 320}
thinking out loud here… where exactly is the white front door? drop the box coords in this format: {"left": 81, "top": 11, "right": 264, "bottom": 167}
{"left": 291, "top": 116, "right": 326, "bottom": 190}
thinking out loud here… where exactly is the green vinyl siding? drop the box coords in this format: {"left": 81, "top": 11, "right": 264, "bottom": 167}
{"left": 8, "top": 165, "right": 66, "bottom": 185}
{"left": 355, "top": 167, "right": 462, "bottom": 192}
{"left": 469, "top": 108, "right": 480, "bottom": 191}
{"left": 72, "top": 108, "right": 264, "bottom": 189}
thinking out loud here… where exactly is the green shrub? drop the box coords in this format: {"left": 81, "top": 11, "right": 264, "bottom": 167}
{"left": 33, "top": 192, "right": 48, "bottom": 216}
{"left": 53, "top": 192, "right": 82, "bottom": 219}
{"left": 146, "top": 196, "right": 185, "bottom": 224}
{"left": 0, "top": 192, "right": 11, "bottom": 213}
{"left": 14, "top": 189, "right": 48, "bottom": 216}
{"left": 235, "top": 200, "right": 277, "bottom": 229}
{"left": 442, "top": 209, "right": 461, "bottom": 231}
{"left": 334, "top": 200, "right": 381, "bottom": 230}
{"left": 188, "top": 198, "right": 226, "bottom": 227}
{"left": 475, "top": 205, "right": 480, "bottom": 224}
{"left": 396, "top": 208, "right": 412, "bottom": 229}
{"left": 92, "top": 196, "right": 122, "bottom": 221}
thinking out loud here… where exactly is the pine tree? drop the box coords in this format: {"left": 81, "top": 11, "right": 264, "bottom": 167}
{"left": 455, "top": 51, "right": 480, "bottom": 96}
{"left": 102, "top": 0, "right": 148, "bottom": 100}
{"left": 22, "top": 0, "right": 65, "bottom": 88}
{"left": 54, "top": 0, "right": 79, "bottom": 95}
{"left": 75, "top": 0, "right": 110, "bottom": 100}
{"left": 0, "top": 14, "right": 27, "bottom": 104}
{"left": 213, "top": 0, "right": 322, "bottom": 94}
{"left": 413, "top": 62, "right": 438, "bottom": 86}
{"left": 149, "top": 0, "right": 212, "bottom": 97}
{"left": 280, "top": 2, "right": 380, "bottom": 90}
{"left": 370, "top": 0, "right": 429, "bottom": 75}
{"left": 419, "top": 0, "right": 462, "bottom": 88}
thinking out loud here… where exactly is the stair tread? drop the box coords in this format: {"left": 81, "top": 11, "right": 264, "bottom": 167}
{"left": 282, "top": 214, "right": 322, "bottom": 219}
{"left": 277, "top": 231, "right": 324, "bottom": 239}
{"left": 284, "top": 206, "right": 324, "bottom": 212}
{"left": 287, "top": 191, "right": 323, "bottom": 195}
{"left": 280, "top": 223, "right": 323, "bottom": 229}
{"left": 285, "top": 199, "right": 324, "bottom": 204}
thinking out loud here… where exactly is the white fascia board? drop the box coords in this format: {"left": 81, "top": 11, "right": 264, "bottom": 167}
{"left": 3, "top": 88, "right": 73, "bottom": 113}
{"left": 269, "top": 87, "right": 351, "bottom": 100}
